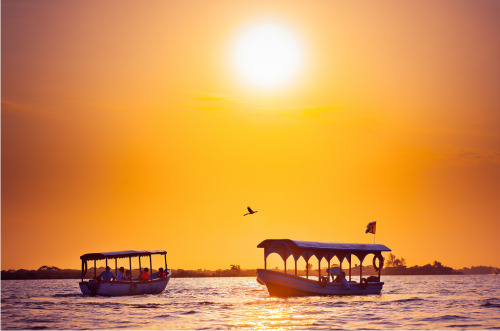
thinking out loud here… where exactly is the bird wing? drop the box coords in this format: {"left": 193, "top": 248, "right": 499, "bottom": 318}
{"left": 247, "top": 206, "right": 253, "bottom": 213}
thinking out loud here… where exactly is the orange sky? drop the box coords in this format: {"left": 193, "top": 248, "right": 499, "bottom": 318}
{"left": 2, "top": 0, "right": 500, "bottom": 271}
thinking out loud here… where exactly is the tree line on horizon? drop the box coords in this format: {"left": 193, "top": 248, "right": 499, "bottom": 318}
{"left": 0, "top": 264, "right": 256, "bottom": 280}
{"left": 1, "top": 257, "right": 498, "bottom": 280}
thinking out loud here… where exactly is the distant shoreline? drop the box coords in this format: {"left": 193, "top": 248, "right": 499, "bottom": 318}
{"left": 2, "top": 265, "right": 497, "bottom": 280}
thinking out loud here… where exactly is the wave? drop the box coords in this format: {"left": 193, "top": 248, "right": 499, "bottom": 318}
{"left": 480, "top": 298, "right": 500, "bottom": 308}
{"left": 153, "top": 314, "right": 175, "bottom": 319}
{"left": 182, "top": 310, "right": 198, "bottom": 315}
{"left": 23, "top": 318, "right": 53, "bottom": 329}
{"left": 24, "top": 326, "right": 49, "bottom": 330}
{"left": 198, "top": 301, "right": 215, "bottom": 305}
{"left": 391, "top": 297, "right": 425, "bottom": 303}
{"left": 79, "top": 301, "right": 122, "bottom": 307}
{"left": 53, "top": 293, "right": 80, "bottom": 298}
{"left": 131, "top": 303, "right": 162, "bottom": 309}
{"left": 317, "top": 301, "right": 348, "bottom": 308}
{"left": 423, "top": 315, "right": 469, "bottom": 322}
{"left": 447, "top": 324, "right": 484, "bottom": 328}
{"left": 25, "top": 301, "right": 56, "bottom": 306}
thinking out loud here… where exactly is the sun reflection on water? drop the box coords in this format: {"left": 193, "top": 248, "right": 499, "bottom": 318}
{"left": 229, "top": 297, "right": 323, "bottom": 330}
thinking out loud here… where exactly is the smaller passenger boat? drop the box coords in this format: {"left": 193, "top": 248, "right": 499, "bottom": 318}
{"left": 256, "top": 239, "right": 391, "bottom": 297}
{"left": 79, "top": 250, "right": 171, "bottom": 296}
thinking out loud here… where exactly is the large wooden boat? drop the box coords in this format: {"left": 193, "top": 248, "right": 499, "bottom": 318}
{"left": 256, "top": 239, "right": 391, "bottom": 297}
{"left": 79, "top": 250, "right": 171, "bottom": 296}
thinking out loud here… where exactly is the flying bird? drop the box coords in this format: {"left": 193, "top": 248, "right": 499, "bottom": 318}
{"left": 244, "top": 206, "right": 258, "bottom": 216}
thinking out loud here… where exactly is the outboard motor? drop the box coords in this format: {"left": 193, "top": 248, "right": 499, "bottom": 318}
{"left": 87, "top": 279, "right": 100, "bottom": 295}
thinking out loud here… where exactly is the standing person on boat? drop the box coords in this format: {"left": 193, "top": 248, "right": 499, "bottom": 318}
{"left": 99, "top": 266, "right": 115, "bottom": 281}
{"left": 139, "top": 267, "right": 150, "bottom": 281}
{"left": 116, "top": 267, "right": 125, "bottom": 281}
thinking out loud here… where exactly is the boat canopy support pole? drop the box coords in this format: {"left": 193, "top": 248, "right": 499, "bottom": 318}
{"left": 360, "top": 258, "right": 363, "bottom": 281}
{"left": 115, "top": 258, "right": 117, "bottom": 278}
{"left": 327, "top": 260, "right": 331, "bottom": 282}
{"left": 295, "top": 260, "right": 297, "bottom": 276}
{"left": 149, "top": 255, "right": 153, "bottom": 281}
{"left": 164, "top": 254, "right": 167, "bottom": 271}
{"left": 129, "top": 257, "right": 132, "bottom": 282}
{"left": 318, "top": 259, "right": 321, "bottom": 280}
{"left": 264, "top": 257, "right": 267, "bottom": 270}
{"left": 283, "top": 246, "right": 287, "bottom": 274}
{"left": 378, "top": 256, "right": 381, "bottom": 280}
{"left": 139, "top": 257, "right": 142, "bottom": 278}
{"left": 94, "top": 260, "right": 96, "bottom": 279}
{"left": 349, "top": 258, "right": 351, "bottom": 282}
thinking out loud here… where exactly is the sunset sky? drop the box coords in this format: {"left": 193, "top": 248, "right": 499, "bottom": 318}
{"left": 2, "top": 0, "right": 500, "bottom": 271}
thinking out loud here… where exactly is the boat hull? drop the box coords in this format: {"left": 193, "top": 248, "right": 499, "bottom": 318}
{"left": 79, "top": 271, "right": 171, "bottom": 296}
{"left": 257, "top": 269, "right": 383, "bottom": 297}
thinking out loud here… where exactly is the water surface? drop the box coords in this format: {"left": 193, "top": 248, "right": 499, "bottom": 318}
{"left": 2, "top": 275, "right": 499, "bottom": 329}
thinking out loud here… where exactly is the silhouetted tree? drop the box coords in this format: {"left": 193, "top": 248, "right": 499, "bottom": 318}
{"left": 386, "top": 254, "right": 396, "bottom": 267}
{"left": 433, "top": 261, "right": 443, "bottom": 268}
{"left": 386, "top": 254, "right": 406, "bottom": 268}
{"left": 394, "top": 257, "right": 407, "bottom": 268}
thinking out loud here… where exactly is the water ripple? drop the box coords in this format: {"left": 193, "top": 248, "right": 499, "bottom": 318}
{"left": 423, "top": 314, "right": 469, "bottom": 321}
{"left": 481, "top": 298, "right": 500, "bottom": 308}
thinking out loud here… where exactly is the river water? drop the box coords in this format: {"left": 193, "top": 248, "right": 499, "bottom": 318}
{"left": 1, "top": 275, "right": 499, "bottom": 329}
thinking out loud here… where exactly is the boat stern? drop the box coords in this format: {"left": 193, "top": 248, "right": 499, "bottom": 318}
{"left": 79, "top": 280, "right": 100, "bottom": 295}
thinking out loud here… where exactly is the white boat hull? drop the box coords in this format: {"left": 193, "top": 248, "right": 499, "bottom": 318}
{"left": 257, "top": 269, "right": 384, "bottom": 297}
{"left": 79, "top": 271, "right": 171, "bottom": 296}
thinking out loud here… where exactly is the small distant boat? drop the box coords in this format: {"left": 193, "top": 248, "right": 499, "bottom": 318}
{"left": 256, "top": 239, "right": 391, "bottom": 297}
{"left": 79, "top": 250, "right": 171, "bottom": 296}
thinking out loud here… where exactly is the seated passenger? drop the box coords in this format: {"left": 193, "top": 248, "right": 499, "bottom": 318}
{"left": 123, "top": 270, "right": 131, "bottom": 281}
{"left": 340, "top": 272, "right": 350, "bottom": 289}
{"left": 139, "top": 267, "right": 150, "bottom": 281}
{"left": 157, "top": 267, "right": 166, "bottom": 278}
{"left": 335, "top": 271, "right": 346, "bottom": 283}
{"left": 116, "top": 267, "right": 125, "bottom": 281}
{"left": 328, "top": 267, "right": 340, "bottom": 282}
{"left": 99, "top": 266, "right": 115, "bottom": 281}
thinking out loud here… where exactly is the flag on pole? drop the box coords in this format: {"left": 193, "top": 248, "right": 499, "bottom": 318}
{"left": 365, "top": 221, "right": 376, "bottom": 234}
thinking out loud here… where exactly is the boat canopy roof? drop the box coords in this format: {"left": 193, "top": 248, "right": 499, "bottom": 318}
{"left": 80, "top": 250, "right": 166, "bottom": 261}
{"left": 258, "top": 239, "right": 391, "bottom": 263}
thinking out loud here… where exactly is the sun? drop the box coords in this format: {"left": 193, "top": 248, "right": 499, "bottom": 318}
{"left": 232, "top": 21, "right": 303, "bottom": 89}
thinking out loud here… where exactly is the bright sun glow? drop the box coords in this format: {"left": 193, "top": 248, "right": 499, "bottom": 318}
{"left": 232, "top": 22, "right": 303, "bottom": 88}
